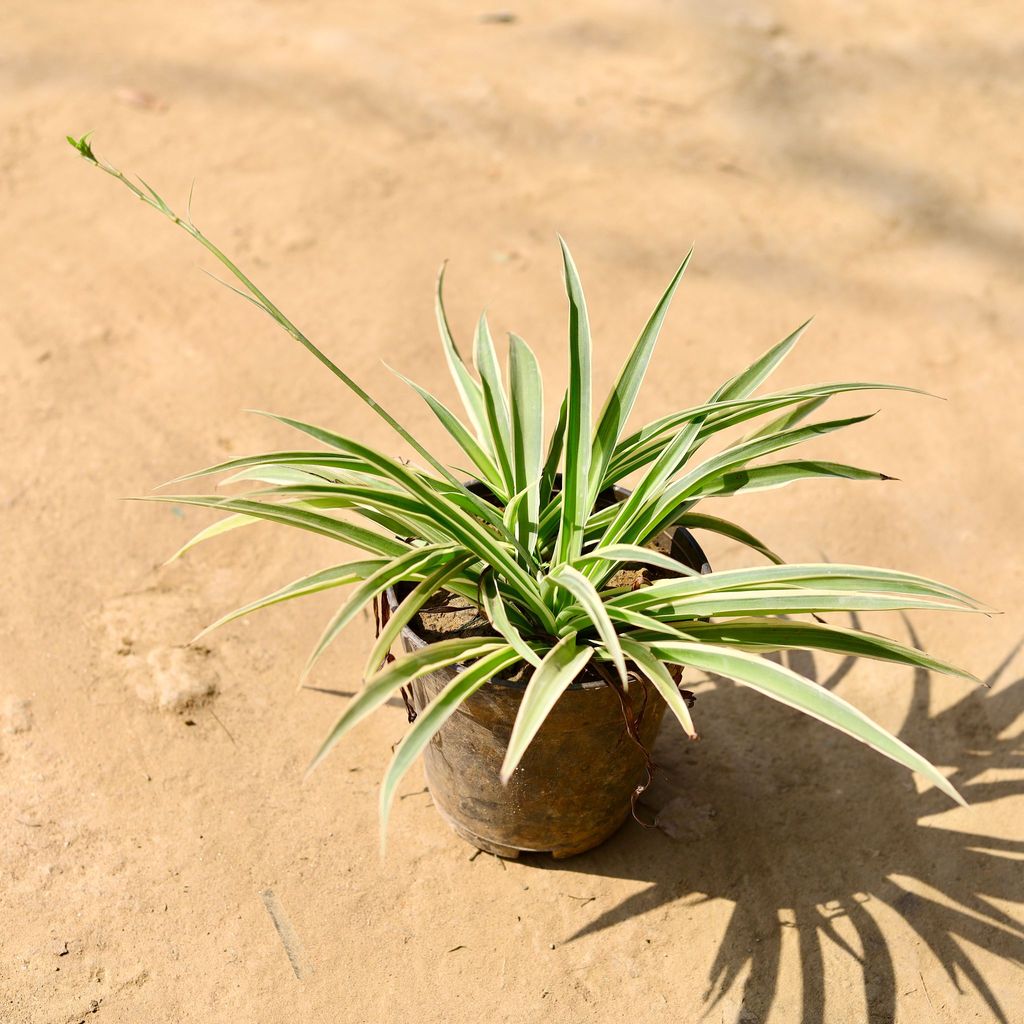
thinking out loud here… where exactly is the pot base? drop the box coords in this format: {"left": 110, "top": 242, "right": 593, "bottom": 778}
{"left": 427, "top": 774, "right": 631, "bottom": 859}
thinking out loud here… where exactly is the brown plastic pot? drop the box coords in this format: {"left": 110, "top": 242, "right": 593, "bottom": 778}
{"left": 385, "top": 490, "right": 710, "bottom": 859}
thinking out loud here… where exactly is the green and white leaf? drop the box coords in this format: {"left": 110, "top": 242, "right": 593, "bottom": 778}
{"left": 500, "top": 633, "right": 593, "bottom": 783}
{"left": 379, "top": 644, "right": 521, "bottom": 848}
{"left": 482, "top": 572, "right": 543, "bottom": 668}
{"left": 643, "top": 640, "right": 965, "bottom": 805}
{"left": 553, "top": 238, "right": 593, "bottom": 567}
{"left": 508, "top": 333, "right": 544, "bottom": 546}
{"left": 363, "top": 554, "right": 475, "bottom": 678}
{"left": 589, "top": 251, "right": 691, "bottom": 501}
{"left": 549, "top": 564, "right": 627, "bottom": 683}
{"left": 304, "top": 545, "right": 460, "bottom": 680}
{"left": 307, "top": 637, "right": 507, "bottom": 775}
{"left": 388, "top": 365, "right": 505, "bottom": 496}
{"left": 194, "top": 560, "right": 385, "bottom": 643}
{"left": 164, "top": 510, "right": 261, "bottom": 564}
{"left": 674, "top": 513, "right": 784, "bottom": 564}
{"left": 435, "top": 264, "right": 490, "bottom": 447}
{"left": 668, "top": 619, "right": 979, "bottom": 681}
{"left": 619, "top": 637, "right": 698, "bottom": 739}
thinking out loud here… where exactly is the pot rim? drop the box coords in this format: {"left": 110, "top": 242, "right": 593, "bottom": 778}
{"left": 384, "top": 483, "right": 711, "bottom": 692}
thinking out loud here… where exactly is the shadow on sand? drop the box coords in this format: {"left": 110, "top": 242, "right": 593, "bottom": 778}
{"left": 529, "top": 619, "right": 1023, "bottom": 1023}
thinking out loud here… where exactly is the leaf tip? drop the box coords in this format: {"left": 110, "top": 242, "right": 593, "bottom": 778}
{"left": 187, "top": 624, "right": 213, "bottom": 646}
{"left": 556, "top": 234, "right": 577, "bottom": 271}
{"left": 297, "top": 656, "right": 317, "bottom": 690}
{"left": 947, "top": 782, "right": 969, "bottom": 808}
{"left": 498, "top": 757, "right": 516, "bottom": 786}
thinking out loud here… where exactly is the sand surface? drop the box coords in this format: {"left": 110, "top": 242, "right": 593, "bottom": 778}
{"left": 2, "top": 2, "right": 1022, "bottom": 1021}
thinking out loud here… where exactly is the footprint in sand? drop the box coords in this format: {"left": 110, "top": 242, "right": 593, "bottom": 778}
{"left": 99, "top": 588, "right": 220, "bottom": 712}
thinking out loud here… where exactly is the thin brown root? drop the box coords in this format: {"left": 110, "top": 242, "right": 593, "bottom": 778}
{"left": 594, "top": 663, "right": 657, "bottom": 828}
{"left": 374, "top": 594, "right": 398, "bottom": 668}
{"left": 399, "top": 686, "right": 417, "bottom": 723}
{"left": 375, "top": 594, "right": 411, "bottom": 720}
{"left": 634, "top": 673, "right": 651, "bottom": 728}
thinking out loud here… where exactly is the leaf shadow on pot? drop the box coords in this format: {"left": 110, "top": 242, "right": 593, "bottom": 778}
{"left": 529, "top": 617, "right": 1024, "bottom": 1024}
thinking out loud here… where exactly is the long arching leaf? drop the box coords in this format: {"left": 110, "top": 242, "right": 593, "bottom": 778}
{"left": 379, "top": 644, "right": 521, "bottom": 848}
{"left": 619, "top": 637, "right": 698, "bottom": 739}
{"left": 500, "top": 633, "right": 593, "bottom": 782}
{"left": 482, "top": 572, "right": 543, "bottom": 668}
{"left": 711, "top": 319, "right": 812, "bottom": 402}
{"left": 673, "top": 512, "right": 785, "bottom": 564}
{"left": 643, "top": 640, "right": 966, "bottom": 805}
{"left": 141, "top": 494, "right": 410, "bottom": 558}
{"left": 474, "top": 314, "right": 515, "bottom": 493}
{"left": 387, "top": 366, "right": 505, "bottom": 496}
{"left": 307, "top": 637, "right": 507, "bottom": 775}
{"left": 363, "top": 554, "right": 476, "bottom": 678}
{"left": 303, "top": 545, "right": 460, "bottom": 679}
{"left": 589, "top": 250, "right": 691, "bottom": 500}
{"left": 663, "top": 619, "right": 979, "bottom": 682}
{"left": 575, "top": 544, "right": 700, "bottom": 577}
{"left": 553, "top": 238, "right": 592, "bottom": 567}
{"left": 606, "top": 563, "right": 983, "bottom": 611}
{"left": 691, "top": 461, "right": 892, "bottom": 499}
{"left": 508, "top": 333, "right": 544, "bottom": 549}
{"left": 549, "top": 565, "right": 627, "bottom": 683}
{"left": 194, "top": 560, "right": 385, "bottom": 643}
{"left": 435, "top": 263, "right": 490, "bottom": 447}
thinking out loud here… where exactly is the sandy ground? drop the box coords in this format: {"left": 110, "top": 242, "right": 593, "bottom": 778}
{"left": 2, "top": 2, "right": 1022, "bottom": 1021}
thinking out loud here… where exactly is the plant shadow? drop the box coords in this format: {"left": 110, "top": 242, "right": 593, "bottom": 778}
{"left": 528, "top": 619, "right": 1024, "bottom": 1023}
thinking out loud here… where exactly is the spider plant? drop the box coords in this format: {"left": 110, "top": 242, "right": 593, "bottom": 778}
{"left": 71, "top": 135, "right": 985, "bottom": 840}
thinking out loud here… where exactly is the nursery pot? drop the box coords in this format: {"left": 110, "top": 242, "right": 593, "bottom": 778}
{"left": 386, "top": 486, "right": 710, "bottom": 859}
